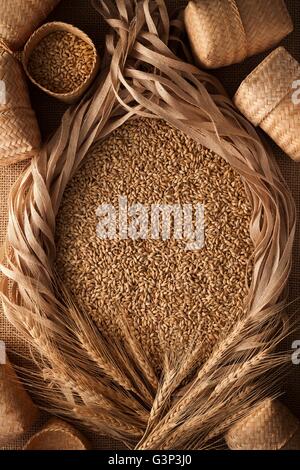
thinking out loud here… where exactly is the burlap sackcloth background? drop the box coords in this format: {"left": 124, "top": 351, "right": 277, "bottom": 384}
{"left": 1, "top": 0, "right": 299, "bottom": 450}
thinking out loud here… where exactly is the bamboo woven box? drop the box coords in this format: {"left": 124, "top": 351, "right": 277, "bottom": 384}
{"left": 23, "top": 22, "right": 100, "bottom": 103}
{"left": 0, "top": 0, "right": 296, "bottom": 451}
{"left": 0, "top": 45, "right": 40, "bottom": 166}
{"left": 0, "top": 357, "right": 39, "bottom": 445}
{"left": 0, "top": 0, "right": 61, "bottom": 166}
{"left": 225, "top": 399, "right": 300, "bottom": 450}
{"left": 184, "top": 0, "right": 293, "bottom": 68}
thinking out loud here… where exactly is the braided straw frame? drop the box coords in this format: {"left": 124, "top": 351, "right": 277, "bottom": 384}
{"left": 184, "top": 0, "right": 293, "bottom": 69}
{"left": 226, "top": 399, "right": 300, "bottom": 450}
{"left": 234, "top": 47, "right": 300, "bottom": 161}
{"left": 23, "top": 418, "right": 90, "bottom": 450}
{"left": 23, "top": 22, "right": 101, "bottom": 104}
{"left": 0, "top": 0, "right": 296, "bottom": 450}
{"left": 0, "top": 0, "right": 61, "bottom": 51}
{"left": 0, "top": 45, "right": 41, "bottom": 166}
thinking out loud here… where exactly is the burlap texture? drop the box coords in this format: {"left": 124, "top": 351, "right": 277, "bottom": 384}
{"left": 0, "top": 0, "right": 299, "bottom": 450}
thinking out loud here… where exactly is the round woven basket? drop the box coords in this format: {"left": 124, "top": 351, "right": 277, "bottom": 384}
{"left": 23, "top": 22, "right": 100, "bottom": 104}
{"left": 184, "top": 0, "right": 293, "bottom": 69}
{"left": 226, "top": 399, "right": 300, "bottom": 450}
{"left": 0, "top": 0, "right": 61, "bottom": 51}
{"left": 234, "top": 47, "right": 300, "bottom": 162}
{"left": 23, "top": 418, "right": 90, "bottom": 450}
{"left": 0, "top": 44, "right": 41, "bottom": 166}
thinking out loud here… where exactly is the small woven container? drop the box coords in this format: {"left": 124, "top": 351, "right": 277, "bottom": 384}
{"left": 0, "top": 44, "right": 41, "bottom": 166}
{"left": 234, "top": 47, "right": 300, "bottom": 162}
{"left": 184, "top": 0, "right": 293, "bottom": 69}
{"left": 0, "top": 0, "right": 61, "bottom": 51}
{"left": 0, "top": 357, "right": 39, "bottom": 445}
{"left": 23, "top": 22, "right": 100, "bottom": 104}
{"left": 226, "top": 399, "right": 300, "bottom": 450}
{"left": 23, "top": 418, "right": 91, "bottom": 450}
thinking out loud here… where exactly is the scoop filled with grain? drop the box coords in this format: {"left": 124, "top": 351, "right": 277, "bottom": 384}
{"left": 23, "top": 22, "right": 100, "bottom": 103}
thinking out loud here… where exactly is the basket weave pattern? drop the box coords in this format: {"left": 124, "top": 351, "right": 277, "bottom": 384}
{"left": 0, "top": 0, "right": 296, "bottom": 450}
{"left": 185, "top": 0, "right": 293, "bottom": 68}
{"left": 0, "top": 0, "right": 61, "bottom": 50}
{"left": 226, "top": 399, "right": 300, "bottom": 450}
{"left": 185, "top": 0, "right": 247, "bottom": 68}
{"left": 234, "top": 47, "right": 300, "bottom": 161}
{"left": 0, "top": 47, "right": 41, "bottom": 166}
{"left": 0, "top": 359, "right": 39, "bottom": 445}
{"left": 23, "top": 22, "right": 100, "bottom": 104}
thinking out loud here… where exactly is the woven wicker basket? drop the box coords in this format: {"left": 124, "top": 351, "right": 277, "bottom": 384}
{"left": 23, "top": 22, "right": 100, "bottom": 104}
{"left": 0, "top": 357, "right": 39, "bottom": 445}
{"left": 23, "top": 418, "right": 90, "bottom": 450}
{"left": 0, "top": 44, "right": 41, "bottom": 166}
{"left": 0, "top": 0, "right": 61, "bottom": 51}
{"left": 226, "top": 399, "right": 300, "bottom": 450}
{"left": 234, "top": 47, "right": 300, "bottom": 162}
{"left": 184, "top": 0, "right": 293, "bottom": 69}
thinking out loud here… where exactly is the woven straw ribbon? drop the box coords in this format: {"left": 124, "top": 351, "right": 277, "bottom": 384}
{"left": 234, "top": 47, "right": 300, "bottom": 161}
{"left": 185, "top": 0, "right": 293, "bottom": 68}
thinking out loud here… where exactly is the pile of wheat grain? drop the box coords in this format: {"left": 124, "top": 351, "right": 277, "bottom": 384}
{"left": 27, "top": 31, "right": 95, "bottom": 94}
{"left": 55, "top": 118, "right": 253, "bottom": 370}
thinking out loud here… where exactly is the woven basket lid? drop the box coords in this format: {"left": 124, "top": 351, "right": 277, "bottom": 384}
{"left": 55, "top": 118, "right": 253, "bottom": 371}
{"left": 234, "top": 47, "right": 300, "bottom": 127}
